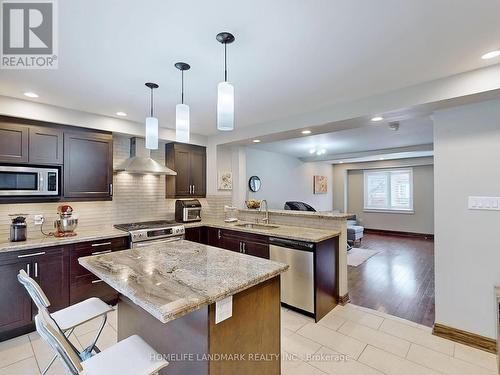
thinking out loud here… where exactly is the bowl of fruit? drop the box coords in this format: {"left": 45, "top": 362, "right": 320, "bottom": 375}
{"left": 245, "top": 199, "right": 261, "bottom": 209}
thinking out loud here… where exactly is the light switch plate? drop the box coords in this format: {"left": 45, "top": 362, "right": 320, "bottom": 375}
{"left": 468, "top": 196, "right": 500, "bottom": 210}
{"left": 215, "top": 296, "right": 233, "bottom": 324}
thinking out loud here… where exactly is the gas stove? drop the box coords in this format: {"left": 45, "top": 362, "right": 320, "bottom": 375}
{"left": 114, "top": 220, "right": 185, "bottom": 247}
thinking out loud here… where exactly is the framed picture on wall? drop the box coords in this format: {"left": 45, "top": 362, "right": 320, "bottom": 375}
{"left": 218, "top": 171, "right": 233, "bottom": 190}
{"left": 314, "top": 175, "right": 328, "bottom": 194}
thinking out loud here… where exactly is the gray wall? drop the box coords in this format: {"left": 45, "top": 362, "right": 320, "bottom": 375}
{"left": 332, "top": 157, "right": 434, "bottom": 234}
{"left": 433, "top": 99, "right": 500, "bottom": 340}
{"left": 347, "top": 164, "right": 434, "bottom": 234}
{"left": 246, "top": 147, "right": 333, "bottom": 211}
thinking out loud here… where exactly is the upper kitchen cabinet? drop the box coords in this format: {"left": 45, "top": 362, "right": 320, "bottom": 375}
{"left": 0, "top": 121, "right": 29, "bottom": 163}
{"left": 0, "top": 119, "right": 63, "bottom": 165}
{"left": 63, "top": 131, "right": 113, "bottom": 200}
{"left": 165, "top": 142, "right": 206, "bottom": 198}
{"left": 29, "top": 126, "right": 63, "bottom": 165}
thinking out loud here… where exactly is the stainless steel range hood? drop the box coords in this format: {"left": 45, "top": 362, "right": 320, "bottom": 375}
{"left": 114, "top": 137, "right": 176, "bottom": 175}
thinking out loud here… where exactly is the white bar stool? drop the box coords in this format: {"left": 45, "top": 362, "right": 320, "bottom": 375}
{"left": 18, "top": 270, "right": 114, "bottom": 373}
{"left": 35, "top": 308, "right": 168, "bottom": 375}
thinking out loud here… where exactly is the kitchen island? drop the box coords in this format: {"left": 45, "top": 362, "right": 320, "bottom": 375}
{"left": 79, "top": 240, "right": 288, "bottom": 375}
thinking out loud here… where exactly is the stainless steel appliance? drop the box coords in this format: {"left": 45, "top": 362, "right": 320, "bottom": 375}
{"left": 9, "top": 214, "right": 28, "bottom": 242}
{"left": 175, "top": 199, "right": 202, "bottom": 222}
{"left": 114, "top": 220, "right": 185, "bottom": 248}
{"left": 0, "top": 166, "right": 59, "bottom": 196}
{"left": 269, "top": 237, "right": 315, "bottom": 314}
{"left": 54, "top": 205, "right": 78, "bottom": 237}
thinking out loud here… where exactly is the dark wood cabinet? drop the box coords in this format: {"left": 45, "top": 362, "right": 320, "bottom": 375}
{"left": 0, "top": 122, "right": 29, "bottom": 163}
{"left": 0, "top": 235, "right": 129, "bottom": 341}
{"left": 0, "top": 256, "right": 32, "bottom": 340}
{"left": 36, "top": 247, "right": 69, "bottom": 312}
{"left": 0, "top": 246, "right": 69, "bottom": 340}
{"left": 206, "top": 227, "right": 222, "bottom": 247}
{"left": 69, "top": 236, "right": 129, "bottom": 304}
{"left": 221, "top": 229, "right": 270, "bottom": 259}
{"left": 29, "top": 126, "right": 63, "bottom": 165}
{"left": 166, "top": 143, "right": 206, "bottom": 198}
{"left": 63, "top": 131, "right": 113, "bottom": 200}
{"left": 185, "top": 227, "right": 204, "bottom": 243}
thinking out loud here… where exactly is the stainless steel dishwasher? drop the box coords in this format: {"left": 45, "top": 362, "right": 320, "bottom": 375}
{"left": 269, "top": 237, "right": 314, "bottom": 314}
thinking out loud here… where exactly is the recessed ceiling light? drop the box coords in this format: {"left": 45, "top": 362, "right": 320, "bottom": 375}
{"left": 116, "top": 111, "right": 127, "bottom": 117}
{"left": 23, "top": 92, "right": 39, "bottom": 98}
{"left": 309, "top": 148, "right": 316, "bottom": 154}
{"left": 252, "top": 139, "right": 261, "bottom": 143}
{"left": 481, "top": 50, "right": 500, "bottom": 60}
{"left": 371, "top": 116, "right": 384, "bottom": 122}
{"left": 301, "top": 130, "right": 312, "bottom": 135}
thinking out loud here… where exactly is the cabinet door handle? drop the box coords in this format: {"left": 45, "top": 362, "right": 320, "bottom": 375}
{"left": 91, "top": 250, "right": 112, "bottom": 256}
{"left": 218, "top": 230, "right": 221, "bottom": 240}
{"left": 243, "top": 243, "right": 246, "bottom": 254}
{"left": 109, "top": 183, "right": 113, "bottom": 195}
{"left": 18, "top": 251, "right": 46, "bottom": 258}
{"left": 91, "top": 242, "right": 112, "bottom": 247}
{"left": 26, "top": 263, "right": 30, "bottom": 276}
{"left": 34, "top": 262, "right": 38, "bottom": 278}
{"left": 91, "top": 279, "right": 104, "bottom": 284}
{"left": 193, "top": 185, "right": 195, "bottom": 194}
{"left": 239, "top": 242, "right": 242, "bottom": 252}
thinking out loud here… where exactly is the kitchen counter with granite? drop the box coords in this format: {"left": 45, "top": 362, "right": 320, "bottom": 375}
{"left": 185, "top": 219, "right": 340, "bottom": 243}
{"left": 79, "top": 239, "right": 288, "bottom": 324}
{"left": 238, "top": 208, "right": 353, "bottom": 220}
{"left": 0, "top": 226, "right": 128, "bottom": 254}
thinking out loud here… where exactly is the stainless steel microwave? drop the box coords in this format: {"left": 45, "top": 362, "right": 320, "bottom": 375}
{"left": 0, "top": 166, "right": 59, "bottom": 196}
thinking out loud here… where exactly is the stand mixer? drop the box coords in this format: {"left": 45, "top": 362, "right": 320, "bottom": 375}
{"left": 53, "top": 205, "right": 78, "bottom": 237}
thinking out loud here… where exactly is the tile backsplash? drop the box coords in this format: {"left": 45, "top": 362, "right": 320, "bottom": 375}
{"left": 0, "top": 135, "right": 232, "bottom": 241}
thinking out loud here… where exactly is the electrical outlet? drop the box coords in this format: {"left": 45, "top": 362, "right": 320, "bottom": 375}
{"left": 34, "top": 215, "right": 45, "bottom": 225}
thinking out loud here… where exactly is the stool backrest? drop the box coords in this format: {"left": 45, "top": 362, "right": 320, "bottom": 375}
{"left": 35, "top": 308, "right": 83, "bottom": 374}
{"left": 17, "top": 269, "right": 51, "bottom": 311}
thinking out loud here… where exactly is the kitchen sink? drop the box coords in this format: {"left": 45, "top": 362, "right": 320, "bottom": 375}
{"left": 234, "top": 223, "right": 279, "bottom": 230}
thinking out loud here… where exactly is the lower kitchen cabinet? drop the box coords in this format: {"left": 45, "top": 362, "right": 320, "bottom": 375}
{"left": 0, "top": 235, "right": 129, "bottom": 342}
{"left": 0, "top": 256, "right": 32, "bottom": 340}
{"left": 69, "top": 236, "right": 129, "bottom": 304}
{"left": 185, "top": 227, "right": 270, "bottom": 260}
{"left": 0, "top": 246, "right": 69, "bottom": 341}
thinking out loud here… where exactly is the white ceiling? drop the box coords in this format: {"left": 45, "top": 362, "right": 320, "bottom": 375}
{"left": 250, "top": 116, "right": 434, "bottom": 159}
{"left": 1, "top": 0, "right": 499, "bottom": 136}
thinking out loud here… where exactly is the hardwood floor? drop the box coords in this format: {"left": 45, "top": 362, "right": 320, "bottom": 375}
{"left": 348, "top": 233, "right": 435, "bottom": 327}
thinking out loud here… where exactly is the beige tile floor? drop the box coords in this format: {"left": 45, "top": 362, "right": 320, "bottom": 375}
{"left": 0, "top": 304, "right": 497, "bottom": 375}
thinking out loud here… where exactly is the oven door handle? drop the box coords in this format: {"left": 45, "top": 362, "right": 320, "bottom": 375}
{"left": 132, "top": 236, "right": 184, "bottom": 248}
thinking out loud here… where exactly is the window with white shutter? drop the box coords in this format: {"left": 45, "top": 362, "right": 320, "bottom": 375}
{"left": 363, "top": 168, "right": 413, "bottom": 212}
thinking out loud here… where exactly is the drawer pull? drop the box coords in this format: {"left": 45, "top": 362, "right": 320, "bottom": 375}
{"left": 18, "top": 251, "right": 46, "bottom": 258}
{"left": 91, "top": 279, "right": 104, "bottom": 284}
{"left": 91, "top": 242, "right": 112, "bottom": 247}
{"left": 91, "top": 250, "right": 112, "bottom": 256}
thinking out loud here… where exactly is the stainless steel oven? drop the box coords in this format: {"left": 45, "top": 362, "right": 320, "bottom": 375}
{"left": 0, "top": 166, "right": 59, "bottom": 196}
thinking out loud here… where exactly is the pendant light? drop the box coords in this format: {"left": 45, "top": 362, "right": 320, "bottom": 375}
{"left": 175, "top": 62, "right": 191, "bottom": 143}
{"left": 216, "top": 32, "right": 235, "bottom": 131}
{"left": 145, "top": 82, "right": 159, "bottom": 150}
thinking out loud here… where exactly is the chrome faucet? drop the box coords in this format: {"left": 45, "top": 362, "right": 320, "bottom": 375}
{"left": 260, "top": 200, "right": 269, "bottom": 224}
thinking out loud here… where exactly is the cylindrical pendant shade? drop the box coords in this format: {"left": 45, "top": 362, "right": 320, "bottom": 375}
{"left": 217, "top": 81, "right": 234, "bottom": 131}
{"left": 176, "top": 103, "right": 190, "bottom": 143}
{"left": 145, "top": 116, "right": 159, "bottom": 150}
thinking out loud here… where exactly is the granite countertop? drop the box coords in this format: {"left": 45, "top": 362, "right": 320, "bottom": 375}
{"left": 0, "top": 226, "right": 128, "bottom": 254}
{"left": 238, "top": 208, "right": 353, "bottom": 220}
{"left": 185, "top": 219, "right": 340, "bottom": 243}
{"left": 79, "top": 240, "right": 288, "bottom": 323}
